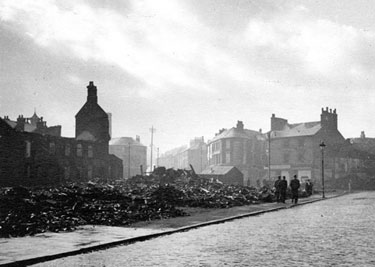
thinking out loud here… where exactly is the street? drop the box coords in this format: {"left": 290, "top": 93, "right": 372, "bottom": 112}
{"left": 32, "top": 192, "right": 375, "bottom": 266}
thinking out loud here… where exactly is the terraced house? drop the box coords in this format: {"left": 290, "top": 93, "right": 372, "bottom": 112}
{"left": 267, "top": 107, "right": 367, "bottom": 186}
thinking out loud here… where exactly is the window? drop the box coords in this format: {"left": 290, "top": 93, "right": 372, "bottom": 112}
{"left": 65, "top": 144, "right": 71, "bottom": 156}
{"left": 64, "top": 166, "right": 70, "bottom": 180}
{"left": 225, "top": 151, "right": 231, "bottom": 163}
{"left": 226, "top": 139, "right": 231, "bottom": 149}
{"left": 212, "top": 141, "right": 222, "bottom": 153}
{"left": 49, "top": 142, "right": 56, "bottom": 154}
{"left": 88, "top": 145, "right": 93, "bottom": 158}
{"left": 26, "top": 165, "right": 31, "bottom": 178}
{"left": 214, "top": 154, "right": 222, "bottom": 165}
{"left": 25, "top": 141, "right": 31, "bottom": 158}
{"left": 77, "top": 144, "right": 83, "bottom": 157}
{"left": 283, "top": 153, "right": 290, "bottom": 164}
{"left": 233, "top": 141, "right": 242, "bottom": 164}
{"left": 298, "top": 151, "right": 305, "bottom": 163}
{"left": 298, "top": 138, "right": 305, "bottom": 147}
{"left": 88, "top": 165, "right": 93, "bottom": 179}
{"left": 283, "top": 139, "right": 290, "bottom": 148}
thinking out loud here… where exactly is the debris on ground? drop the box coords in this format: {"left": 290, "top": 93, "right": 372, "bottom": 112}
{"left": 1, "top": 167, "right": 310, "bottom": 238}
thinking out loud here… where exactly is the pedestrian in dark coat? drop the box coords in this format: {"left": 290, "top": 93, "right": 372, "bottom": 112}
{"left": 279, "top": 176, "right": 287, "bottom": 203}
{"left": 305, "top": 179, "right": 313, "bottom": 196}
{"left": 290, "top": 175, "right": 301, "bottom": 204}
{"left": 274, "top": 176, "right": 281, "bottom": 202}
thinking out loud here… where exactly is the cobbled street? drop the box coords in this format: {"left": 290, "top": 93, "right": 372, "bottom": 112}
{"left": 32, "top": 192, "right": 375, "bottom": 267}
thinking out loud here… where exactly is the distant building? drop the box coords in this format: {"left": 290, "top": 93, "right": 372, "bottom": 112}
{"left": 158, "top": 145, "right": 188, "bottom": 169}
{"left": 158, "top": 137, "right": 208, "bottom": 173}
{"left": 200, "top": 166, "right": 243, "bottom": 185}
{"left": 0, "top": 81, "right": 123, "bottom": 187}
{"left": 350, "top": 131, "right": 375, "bottom": 155}
{"left": 109, "top": 136, "right": 147, "bottom": 179}
{"left": 266, "top": 107, "right": 363, "bottom": 186}
{"left": 207, "top": 121, "right": 267, "bottom": 186}
{"left": 348, "top": 131, "right": 375, "bottom": 175}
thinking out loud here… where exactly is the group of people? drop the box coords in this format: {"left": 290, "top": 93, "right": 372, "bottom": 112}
{"left": 274, "top": 175, "right": 302, "bottom": 204}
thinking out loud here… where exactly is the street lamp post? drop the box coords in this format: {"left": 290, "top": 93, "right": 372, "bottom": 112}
{"left": 268, "top": 131, "right": 271, "bottom": 181}
{"left": 319, "top": 141, "right": 326, "bottom": 198}
{"left": 128, "top": 143, "right": 131, "bottom": 179}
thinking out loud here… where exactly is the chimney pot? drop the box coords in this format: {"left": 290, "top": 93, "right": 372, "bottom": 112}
{"left": 236, "top": 120, "right": 244, "bottom": 130}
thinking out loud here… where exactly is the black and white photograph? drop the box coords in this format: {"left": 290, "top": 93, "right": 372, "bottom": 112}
{"left": 1, "top": 0, "right": 375, "bottom": 266}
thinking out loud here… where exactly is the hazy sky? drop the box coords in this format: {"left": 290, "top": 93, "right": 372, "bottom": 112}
{"left": 1, "top": 0, "right": 375, "bottom": 152}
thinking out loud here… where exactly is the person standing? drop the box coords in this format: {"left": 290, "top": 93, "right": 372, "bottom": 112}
{"left": 290, "top": 175, "right": 301, "bottom": 204}
{"left": 274, "top": 176, "right": 281, "bottom": 202}
{"left": 279, "top": 176, "right": 288, "bottom": 203}
{"left": 305, "top": 179, "right": 313, "bottom": 196}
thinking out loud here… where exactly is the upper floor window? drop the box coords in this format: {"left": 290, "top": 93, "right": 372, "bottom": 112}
{"left": 212, "top": 141, "right": 221, "bottom": 153}
{"left": 283, "top": 139, "right": 290, "bottom": 148}
{"left": 298, "top": 138, "right": 305, "bottom": 147}
{"left": 226, "top": 139, "right": 231, "bottom": 149}
{"left": 88, "top": 145, "right": 93, "bottom": 158}
{"left": 298, "top": 151, "right": 305, "bottom": 163}
{"left": 65, "top": 144, "right": 71, "bottom": 156}
{"left": 25, "top": 141, "right": 31, "bottom": 158}
{"left": 49, "top": 142, "right": 56, "bottom": 155}
{"left": 283, "top": 153, "right": 290, "bottom": 164}
{"left": 77, "top": 144, "right": 83, "bottom": 157}
{"left": 225, "top": 151, "right": 231, "bottom": 164}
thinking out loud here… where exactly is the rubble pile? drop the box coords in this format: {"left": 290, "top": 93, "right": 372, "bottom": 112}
{"left": 126, "top": 167, "right": 263, "bottom": 208}
{"left": 0, "top": 167, "right": 281, "bottom": 238}
{"left": 0, "top": 184, "right": 186, "bottom": 238}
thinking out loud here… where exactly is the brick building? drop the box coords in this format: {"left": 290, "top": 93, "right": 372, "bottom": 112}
{"left": 266, "top": 107, "right": 357, "bottom": 186}
{"left": 0, "top": 81, "right": 122, "bottom": 187}
{"left": 207, "top": 121, "right": 267, "bottom": 186}
{"left": 109, "top": 136, "right": 147, "bottom": 179}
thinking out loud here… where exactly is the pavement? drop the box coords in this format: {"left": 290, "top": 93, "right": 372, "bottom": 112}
{"left": 0, "top": 191, "right": 345, "bottom": 267}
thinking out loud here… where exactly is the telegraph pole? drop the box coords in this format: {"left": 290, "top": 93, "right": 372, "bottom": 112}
{"left": 157, "top": 147, "right": 159, "bottom": 167}
{"left": 150, "top": 126, "right": 156, "bottom": 172}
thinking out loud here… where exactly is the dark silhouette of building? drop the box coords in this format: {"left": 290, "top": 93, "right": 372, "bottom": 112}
{"left": 76, "top": 81, "right": 110, "bottom": 158}
{"left": 0, "top": 81, "right": 122, "bottom": 187}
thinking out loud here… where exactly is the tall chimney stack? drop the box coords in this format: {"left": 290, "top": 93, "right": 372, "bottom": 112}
{"left": 87, "top": 81, "right": 98, "bottom": 103}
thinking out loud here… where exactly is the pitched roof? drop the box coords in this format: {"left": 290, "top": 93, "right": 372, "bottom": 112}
{"left": 200, "top": 165, "right": 237, "bottom": 175}
{"left": 350, "top": 137, "right": 375, "bottom": 155}
{"left": 4, "top": 119, "right": 37, "bottom": 133}
{"left": 210, "top": 127, "right": 260, "bottom": 143}
{"left": 109, "top": 137, "right": 145, "bottom": 146}
{"left": 270, "top": 121, "right": 321, "bottom": 138}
